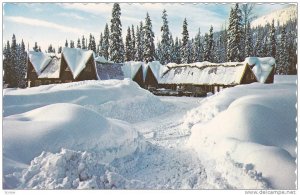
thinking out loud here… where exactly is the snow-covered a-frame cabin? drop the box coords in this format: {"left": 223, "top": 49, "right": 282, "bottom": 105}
{"left": 27, "top": 47, "right": 97, "bottom": 87}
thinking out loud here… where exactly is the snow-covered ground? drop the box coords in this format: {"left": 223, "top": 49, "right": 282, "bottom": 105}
{"left": 3, "top": 75, "right": 297, "bottom": 189}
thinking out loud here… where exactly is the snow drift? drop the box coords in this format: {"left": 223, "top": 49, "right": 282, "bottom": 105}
{"left": 186, "top": 75, "right": 296, "bottom": 189}
{"left": 3, "top": 79, "right": 170, "bottom": 123}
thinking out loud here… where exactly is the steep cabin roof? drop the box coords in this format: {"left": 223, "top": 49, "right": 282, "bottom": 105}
{"left": 28, "top": 52, "right": 61, "bottom": 79}
{"left": 159, "top": 62, "right": 250, "bottom": 86}
{"left": 245, "top": 57, "right": 276, "bottom": 83}
{"left": 61, "top": 47, "right": 94, "bottom": 79}
{"left": 28, "top": 51, "right": 52, "bottom": 76}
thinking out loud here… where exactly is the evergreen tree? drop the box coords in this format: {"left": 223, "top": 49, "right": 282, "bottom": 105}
{"left": 48, "top": 44, "right": 55, "bottom": 53}
{"left": 169, "top": 34, "right": 175, "bottom": 63}
{"left": 268, "top": 19, "right": 276, "bottom": 58}
{"left": 245, "top": 21, "right": 253, "bottom": 57}
{"left": 131, "top": 25, "right": 136, "bottom": 60}
{"left": 193, "top": 28, "right": 203, "bottom": 62}
{"left": 18, "top": 39, "right": 27, "bottom": 88}
{"left": 77, "top": 38, "right": 81, "bottom": 48}
{"left": 38, "top": 46, "right": 41, "bottom": 52}
{"left": 58, "top": 46, "right": 62, "bottom": 54}
{"left": 109, "top": 3, "right": 124, "bottom": 63}
{"left": 181, "top": 18, "right": 190, "bottom": 63}
{"left": 102, "top": 23, "right": 110, "bottom": 60}
{"left": 82, "top": 36, "right": 86, "bottom": 49}
{"left": 135, "top": 23, "right": 144, "bottom": 61}
{"left": 125, "top": 27, "right": 133, "bottom": 61}
{"left": 277, "top": 26, "right": 288, "bottom": 74}
{"left": 173, "top": 37, "right": 181, "bottom": 64}
{"left": 98, "top": 33, "right": 103, "bottom": 56}
{"left": 227, "top": 4, "right": 244, "bottom": 61}
{"left": 3, "top": 41, "right": 12, "bottom": 86}
{"left": 254, "top": 28, "right": 263, "bottom": 57}
{"left": 203, "top": 26, "right": 214, "bottom": 62}
{"left": 143, "top": 13, "right": 155, "bottom": 62}
{"left": 10, "top": 34, "right": 18, "bottom": 87}
{"left": 156, "top": 41, "right": 163, "bottom": 63}
{"left": 70, "top": 40, "right": 75, "bottom": 48}
{"left": 160, "top": 9, "right": 171, "bottom": 65}
{"left": 33, "top": 42, "right": 39, "bottom": 52}
{"left": 65, "top": 40, "right": 69, "bottom": 47}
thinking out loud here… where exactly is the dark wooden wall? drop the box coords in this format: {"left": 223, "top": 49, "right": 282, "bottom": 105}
{"left": 144, "top": 67, "right": 158, "bottom": 88}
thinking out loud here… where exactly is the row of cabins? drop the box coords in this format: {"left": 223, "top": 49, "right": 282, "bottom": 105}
{"left": 27, "top": 47, "right": 276, "bottom": 95}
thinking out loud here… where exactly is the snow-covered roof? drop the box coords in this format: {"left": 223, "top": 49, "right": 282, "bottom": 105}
{"left": 245, "top": 57, "right": 275, "bottom": 83}
{"left": 29, "top": 51, "right": 52, "bottom": 75}
{"left": 146, "top": 61, "right": 168, "bottom": 81}
{"left": 121, "top": 61, "right": 145, "bottom": 79}
{"left": 159, "top": 63, "right": 246, "bottom": 85}
{"left": 38, "top": 56, "right": 61, "bottom": 79}
{"left": 95, "top": 62, "right": 124, "bottom": 80}
{"left": 94, "top": 56, "right": 113, "bottom": 64}
{"left": 62, "top": 47, "right": 94, "bottom": 79}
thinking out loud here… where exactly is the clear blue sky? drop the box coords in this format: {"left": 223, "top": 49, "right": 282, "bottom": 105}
{"left": 3, "top": 3, "right": 288, "bottom": 52}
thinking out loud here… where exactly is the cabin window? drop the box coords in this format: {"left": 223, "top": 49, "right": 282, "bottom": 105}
{"left": 35, "top": 80, "right": 41, "bottom": 86}
{"left": 44, "top": 80, "right": 51, "bottom": 85}
{"left": 251, "top": 74, "right": 255, "bottom": 80}
{"left": 65, "top": 67, "right": 70, "bottom": 71}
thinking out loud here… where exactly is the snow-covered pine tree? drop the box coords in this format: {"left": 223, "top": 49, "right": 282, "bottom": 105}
{"left": 286, "top": 28, "right": 297, "bottom": 74}
{"left": 88, "top": 34, "right": 92, "bottom": 50}
{"left": 160, "top": 9, "right": 171, "bottom": 65}
{"left": 82, "top": 36, "right": 86, "bottom": 49}
{"left": 174, "top": 37, "right": 181, "bottom": 64}
{"left": 277, "top": 26, "right": 289, "bottom": 75}
{"left": 131, "top": 25, "right": 136, "bottom": 60}
{"left": 109, "top": 3, "right": 125, "bottom": 63}
{"left": 169, "top": 34, "right": 175, "bottom": 63}
{"left": 125, "top": 26, "right": 133, "bottom": 61}
{"left": 58, "top": 46, "right": 62, "bottom": 54}
{"left": 70, "top": 41, "right": 75, "bottom": 48}
{"left": 102, "top": 23, "right": 110, "bottom": 60}
{"left": 65, "top": 40, "right": 69, "bottom": 47}
{"left": 155, "top": 41, "right": 163, "bottom": 63}
{"left": 245, "top": 21, "right": 253, "bottom": 57}
{"left": 203, "top": 26, "right": 214, "bottom": 62}
{"left": 254, "top": 28, "right": 263, "bottom": 57}
{"left": 181, "top": 18, "right": 190, "bottom": 63}
{"left": 98, "top": 33, "right": 103, "bottom": 56}
{"left": 227, "top": 4, "right": 244, "bottom": 62}
{"left": 268, "top": 19, "right": 276, "bottom": 58}
{"left": 38, "top": 46, "right": 41, "bottom": 52}
{"left": 262, "top": 36, "right": 269, "bottom": 57}
{"left": 18, "top": 40, "right": 27, "bottom": 88}
{"left": 10, "top": 34, "right": 18, "bottom": 87}
{"left": 48, "top": 44, "right": 55, "bottom": 53}
{"left": 193, "top": 28, "right": 203, "bottom": 62}
{"left": 91, "top": 36, "right": 96, "bottom": 53}
{"left": 143, "top": 13, "right": 155, "bottom": 62}
{"left": 134, "top": 23, "right": 144, "bottom": 61}
{"left": 3, "top": 41, "right": 12, "bottom": 86}
{"left": 77, "top": 38, "right": 81, "bottom": 48}
{"left": 33, "top": 42, "right": 39, "bottom": 52}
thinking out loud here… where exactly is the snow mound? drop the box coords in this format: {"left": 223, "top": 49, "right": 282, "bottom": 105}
{"left": 94, "top": 56, "right": 113, "bottom": 63}
{"left": 186, "top": 76, "right": 296, "bottom": 189}
{"left": 6, "top": 149, "right": 146, "bottom": 189}
{"left": 3, "top": 103, "right": 142, "bottom": 166}
{"left": 4, "top": 79, "right": 170, "bottom": 123}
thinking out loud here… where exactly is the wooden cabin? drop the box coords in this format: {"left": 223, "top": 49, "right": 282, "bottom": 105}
{"left": 158, "top": 62, "right": 258, "bottom": 94}
{"left": 27, "top": 48, "right": 97, "bottom": 87}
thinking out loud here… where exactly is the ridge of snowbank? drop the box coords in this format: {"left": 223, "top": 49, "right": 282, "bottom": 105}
{"left": 4, "top": 79, "right": 170, "bottom": 123}
{"left": 186, "top": 75, "right": 296, "bottom": 189}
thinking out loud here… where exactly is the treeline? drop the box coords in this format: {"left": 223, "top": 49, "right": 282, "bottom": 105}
{"left": 3, "top": 3, "right": 297, "bottom": 88}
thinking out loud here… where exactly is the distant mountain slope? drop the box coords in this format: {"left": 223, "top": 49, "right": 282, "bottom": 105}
{"left": 251, "top": 5, "right": 297, "bottom": 27}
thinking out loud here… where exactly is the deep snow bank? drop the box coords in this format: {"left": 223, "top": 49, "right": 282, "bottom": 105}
{"left": 3, "top": 103, "right": 146, "bottom": 189}
{"left": 186, "top": 76, "right": 296, "bottom": 189}
{"left": 3, "top": 103, "right": 142, "bottom": 165}
{"left": 3, "top": 79, "right": 170, "bottom": 123}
